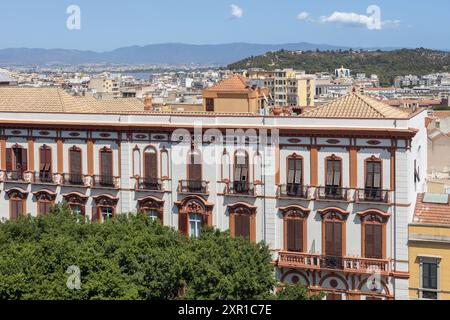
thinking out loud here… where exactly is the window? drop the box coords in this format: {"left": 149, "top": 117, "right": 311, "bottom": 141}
{"left": 325, "top": 157, "right": 342, "bottom": 197}
{"left": 36, "top": 192, "right": 55, "bottom": 216}
{"left": 205, "top": 98, "right": 214, "bottom": 112}
{"left": 39, "top": 145, "right": 52, "bottom": 183}
{"left": 420, "top": 258, "right": 440, "bottom": 300}
{"left": 70, "top": 204, "right": 83, "bottom": 215}
{"left": 364, "top": 224, "right": 383, "bottom": 259}
{"left": 6, "top": 145, "right": 28, "bottom": 181}
{"left": 145, "top": 209, "right": 159, "bottom": 221}
{"left": 365, "top": 159, "right": 382, "bottom": 200}
{"left": 138, "top": 197, "right": 164, "bottom": 223}
{"left": 234, "top": 151, "right": 249, "bottom": 193}
{"left": 63, "top": 193, "right": 87, "bottom": 218}
{"left": 144, "top": 147, "right": 158, "bottom": 188}
{"left": 187, "top": 150, "right": 202, "bottom": 192}
{"left": 234, "top": 212, "right": 251, "bottom": 239}
{"left": 325, "top": 221, "right": 343, "bottom": 256}
{"left": 287, "top": 156, "right": 303, "bottom": 196}
{"left": 189, "top": 213, "right": 203, "bottom": 238}
{"left": 101, "top": 207, "right": 114, "bottom": 221}
{"left": 10, "top": 197, "right": 24, "bottom": 220}
{"left": 69, "top": 147, "right": 83, "bottom": 185}
{"left": 99, "top": 148, "right": 113, "bottom": 186}
{"left": 229, "top": 204, "right": 256, "bottom": 243}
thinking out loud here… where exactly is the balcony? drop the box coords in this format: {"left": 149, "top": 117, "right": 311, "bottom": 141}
{"left": 92, "top": 175, "right": 120, "bottom": 189}
{"left": 356, "top": 188, "right": 392, "bottom": 205}
{"left": 136, "top": 177, "right": 163, "bottom": 191}
{"left": 32, "top": 171, "right": 56, "bottom": 184}
{"left": 225, "top": 181, "right": 255, "bottom": 196}
{"left": 178, "top": 180, "right": 209, "bottom": 195}
{"left": 61, "top": 173, "right": 86, "bottom": 187}
{"left": 316, "top": 186, "right": 351, "bottom": 202}
{"left": 278, "top": 184, "right": 309, "bottom": 199}
{"left": 277, "top": 251, "right": 391, "bottom": 276}
{"left": 3, "top": 170, "right": 27, "bottom": 182}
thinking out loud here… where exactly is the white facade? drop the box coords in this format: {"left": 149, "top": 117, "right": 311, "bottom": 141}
{"left": 0, "top": 106, "right": 427, "bottom": 300}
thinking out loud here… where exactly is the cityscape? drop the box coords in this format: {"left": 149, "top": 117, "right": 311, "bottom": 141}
{"left": 0, "top": 0, "right": 449, "bottom": 311}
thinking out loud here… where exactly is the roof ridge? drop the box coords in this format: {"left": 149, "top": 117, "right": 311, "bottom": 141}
{"left": 355, "top": 93, "right": 386, "bottom": 118}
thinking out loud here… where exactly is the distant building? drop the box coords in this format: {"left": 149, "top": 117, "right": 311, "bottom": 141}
{"left": 0, "top": 71, "right": 17, "bottom": 86}
{"left": 89, "top": 74, "right": 121, "bottom": 99}
{"left": 409, "top": 193, "right": 450, "bottom": 300}
{"left": 334, "top": 66, "right": 351, "bottom": 78}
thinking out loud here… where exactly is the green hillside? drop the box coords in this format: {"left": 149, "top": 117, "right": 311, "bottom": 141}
{"left": 227, "top": 48, "right": 450, "bottom": 86}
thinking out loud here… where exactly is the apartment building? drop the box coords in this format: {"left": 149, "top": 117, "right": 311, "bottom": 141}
{"left": 248, "top": 69, "right": 316, "bottom": 108}
{"left": 0, "top": 87, "right": 427, "bottom": 300}
{"left": 89, "top": 74, "right": 121, "bottom": 99}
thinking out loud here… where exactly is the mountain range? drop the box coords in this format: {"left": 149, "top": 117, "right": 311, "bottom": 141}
{"left": 0, "top": 42, "right": 402, "bottom": 66}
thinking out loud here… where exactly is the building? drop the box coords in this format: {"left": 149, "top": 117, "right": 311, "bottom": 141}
{"left": 409, "top": 193, "right": 450, "bottom": 300}
{"left": 335, "top": 66, "right": 351, "bottom": 79}
{"left": 0, "top": 71, "right": 17, "bottom": 86}
{"left": 88, "top": 74, "right": 121, "bottom": 99}
{"left": 0, "top": 87, "right": 427, "bottom": 300}
{"left": 202, "top": 74, "right": 269, "bottom": 113}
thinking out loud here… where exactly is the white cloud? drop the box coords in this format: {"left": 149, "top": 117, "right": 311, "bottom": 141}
{"left": 320, "top": 11, "right": 372, "bottom": 26}
{"left": 230, "top": 4, "right": 243, "bottom": 19}
{"left": 297, "top": 11, "right": 309, "bottom": 21}
{"left": 319, "top": 9, "right": 401, "bottom": 30}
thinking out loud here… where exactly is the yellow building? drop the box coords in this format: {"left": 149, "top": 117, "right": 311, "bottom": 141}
{"left": 202, "top": 74, "right": 269, "bottom": 114}
{"left": 409, "top": 193, "right": 450, "bottom": 300}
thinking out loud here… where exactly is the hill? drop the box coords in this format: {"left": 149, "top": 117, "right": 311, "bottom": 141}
{"left": 227, "top": 48, "right": 450, "bottom": 86}
{"left": 0, "top": 42, "right": 385, "bottom": 66}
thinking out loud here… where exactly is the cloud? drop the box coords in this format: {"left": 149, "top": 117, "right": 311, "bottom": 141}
{"left": 230, "top": 4, "right": 243, "bottom": 19}
{"left": 319, "top": 9, "right": 401, "bottom": 30}
{"left": 297, "top": 11, "right": 309, "bottom": 21}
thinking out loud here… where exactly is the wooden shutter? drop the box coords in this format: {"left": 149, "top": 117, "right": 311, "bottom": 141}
{"left": 373, "top": 224, "right": 382, "bottom": 259}
{"left": 189, "top": 153, "right": 202, "bottom": 181}
{"left": 365, "top": 224, "right": 374, "bottom": 258}
{"left": 6, "top": 148, "right": 12, "bottom": 171}
{"left": 40, "top": 147, "right": 46, "bottom": 171}
{"left": 326, "top": 161, "right": 334, "bottom": 185}
{"left": 179, "top": 211, "right": 188, "bottom": 236}
{"left": 295, "top": 159, "right": 302, "bottom": 184}
{"left": 39, "top": 201, "right": 48, "bottom": 216}
{"left": 235, "top": 214, "right": 242, "bottom": 237}
{"left": 157, "top": 210, "right": 164, "bottom": 223}
{"left": 144, "top": 151, "right": 157, "bottom": 179}
{"left": 325, "top": 222, "right": 333, "bottom": 255}
{"left": 101, "top": 150, "right": 113, "bottom": 177}
{"left": 21, "top": 148, "right": 28, "bottom": 171}
{"left": 45, "top": 147, "right": 52, "bottom": 172}
{"left": 333, "top": 161, "right": 341, "bottom": 186}
{"left": 70, "top": 149, "right": 82, "bottom": 174}
{"left": 373, "top": 162, "right": 381, "bottom": 188}
{"left": 287, "top": 159, "right": 295, "bottom": 184}
{"left": 333, "top": 222, "right": 342, "bottom": 256}
{"left": 365, "top": 162, "right": 374, "bottom": 188}
{"left": 287, "top": 219, "right": 303, "bottom": 252}
{"left": 91, "top": 206, "right": 98, "bottom": 222}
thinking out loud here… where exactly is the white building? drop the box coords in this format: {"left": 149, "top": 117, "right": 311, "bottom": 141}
{"left": 0, "top": 87, "right": 427, "bottom": 300}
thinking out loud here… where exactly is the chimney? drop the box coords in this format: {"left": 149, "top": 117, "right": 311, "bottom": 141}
{"left": 144, "top": 96, "right": 152, "bottom": 111}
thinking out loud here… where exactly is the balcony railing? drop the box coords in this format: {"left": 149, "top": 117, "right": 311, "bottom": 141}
{"left": 278, "top": 184, "right": 309, "bottom": 199}
{"left": 225, "top": 181, "right": 255, "bottom": 196}
{"left": 3, "top": 170, "right": 27, "bottom": 182}
{"left": 178, "top": 180, "right": 209, "bottom": 194}
{"left": 316, "top": 186, "right": 350, "bottom": 201}
{"left": 92, "top": 175, "right": 120, "bottom": 188}
{"left": 356, "top": 188, "right": 392, "bottom": 204}
{"left": 277, "top": 251, "right": 391, "bottom": 275}
{"left": 136, "top": 177, "right": 163, "bottom": 191}
{"left": 61, "top": 173, "right": 85, "bottom": 186}
{"left": 33, "top": 171, "right": 56, "bottom": 184}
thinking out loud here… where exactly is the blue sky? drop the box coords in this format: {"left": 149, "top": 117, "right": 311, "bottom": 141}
{"left": 0, "top": 0, "right": 448, "bottom": 51}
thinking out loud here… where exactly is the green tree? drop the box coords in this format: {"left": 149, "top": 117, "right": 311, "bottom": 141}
{"left": 276, "top": 284, "right": 325, "bottom": 300}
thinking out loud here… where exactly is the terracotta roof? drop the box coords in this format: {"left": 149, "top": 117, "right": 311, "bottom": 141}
{"left": 414, "top": 193, "right": 450, "bottom": 226}
{"left": 206, "top": 74, "right": 252, "bottom": 92}
{"left": 301, "top": 92, "right": 411, "bottom": 119}
{"left": 0, "top": 87, "right": 145, "bottom": 114}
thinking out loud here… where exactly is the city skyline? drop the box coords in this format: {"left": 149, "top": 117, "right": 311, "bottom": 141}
{"left": 0, "top": 0, "right": 448, "bottom": 51}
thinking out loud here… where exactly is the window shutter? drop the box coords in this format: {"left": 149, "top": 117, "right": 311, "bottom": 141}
{"left": 365, "top": 162, "right": 374, "bottom": 188}
{"left": 241, "top": 166, "right": 248, "bottom": 182}
{"left": 241, "top": 214, "right": 250, "bottom": 239}
{"left": 287, "top": 219, "right": 295, "bottom": 251}
{"left": 334, "top": 223, "right": 342, "bottom": 256}
{"left": 326, "top": 161, "right": 334, "bottom": 186}
{"left": 179, "top": 211, "right": 188, "bottom": 236}
{"left": 333, "top": 161, "right": 341, "bottom": 186}
{"left": 70, "top": 149, "right": 82, "bottom": 174}
{"left": 157, "top": 210, "right": 164, "bottom": 223}
{"left": 373, "top": 224, "right": 382, "bottom": 259}
{"left": 10, "top": 200, "right": 18, "bottom": 220}
{"left": 40, "top": 148, "right": 46, "bottom": 171}
{"left": 374, "top": 163, "right": 381, "bottom": 188}
{"left": 235, "top": 214, "right": 242, "bottom": 237}
{"left": 144, "top": 151, "right": 157, "bottom": 179}
{"left": 6, "top": 148, "right": 12, "bottom": 171}
{"left": 21, "top": 148, "right": 28, "bottom": 171}
{"left": 365, "top": 224, "right": 374, "bottom": 258}
{"left": 295, "top": 159, "right": 302, "bottom": 184}
{"left": 234, "top": 165, "right": 242, "bottom": 181}
{"left": 91, "top": 206, "right": 98, "bottom": 222}
{"left": 45, "top": 147, "right": 52, "bottom": 172}
{"left": 294, "top": 220, "right": 303, "bottom": 252}
{"left": 189, "top": 153, "right": 202, "bottom": 181}
{"left": 39, "top": 202, "right": 48, "bottom": 216}
{"left": 287, "top": 159, "right": 295, "bottom": 184}
{"left": 325, "top": 222, "right": 333, "bottom": 255}
{"left": 101, "top": 150, "right": 113, "bottom": 177}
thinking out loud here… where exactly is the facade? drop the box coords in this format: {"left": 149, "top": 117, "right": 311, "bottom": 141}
{"left": 0, "top": 88, "right": 427, "bottom": 300}
{"left": 409, "top": 193, "right": 450, "bottom": 300}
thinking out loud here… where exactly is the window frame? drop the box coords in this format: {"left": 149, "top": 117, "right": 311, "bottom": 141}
{"left": 324, "top": 155, "right": 343, "bottom": 188}
{"left": 365, "top": 156, "right": 383, "bottom": 190}
{"left": 68, "top": 146, "right": 83, "bottom": 184}
{"left": 419, "top": 256, "right": 441, "bottom": 300}
{"left": 228, "top": 203, "right": 257, "bottom": 243}
{"left": 318, "top": 208, "right": 349, "bottom": 257}
{"left": 358, "top": 209, "right": 390, "bottom": 260}
{"left": 281, "top": 206, "right": 310, "bottom": 253}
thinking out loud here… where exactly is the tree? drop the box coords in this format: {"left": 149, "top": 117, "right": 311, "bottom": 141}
{"left": 276, "top": 284, "right": 325, "bottom": 300}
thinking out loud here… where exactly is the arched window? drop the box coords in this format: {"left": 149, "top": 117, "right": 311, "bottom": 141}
{"left": 99, "top": 147, "right": 113, "bottom": 187}
{"left": 68, "top": 146, "right": 83, "bottom": 185}
{"left": 286, "top": 154, "right": 304, "bottom": 197}
{"left": 63, "top": 192, "right": 88, "bottom": 217}
{"left": 281, "top": 206, "right": 310, "bottom": 252}
{"left": 233, "top": 150, "right": 250, "bottom": 194}
{"left": 358, "top": 210, "right": 390, "bottom": 259}
{"left": 34, "top": 190, "right": 56, "bottom": 216}
{"left": 228, "top": 203, "right": 257, "bottom": 243}
{"left": 39, "top": 145, "right": 52, "bottom": 183}
{"left": 176, "top": 196, "right": 213, "bottom": 237}
{"left": 7, "top": 189, "right": 28, "bottom": 220}
{"left": 324, "top": 155, "right": 343, "bottom": 199}
{"left": 318, "top": 207, "right": 349, "bottom": 259}
{"left": 92, "top": 195, "right": 118, "bottom": 223}
{"left": 143, "top": 147, "right": 158, "bottom": 189}
{"left": 138, "top": 196, "right": 164, "bottom": 223}
{"left": 365, "top": 156, "right": 383, "bottom": 201}
{"left": 6, "top": 144, "right": 28, "bottom": 181}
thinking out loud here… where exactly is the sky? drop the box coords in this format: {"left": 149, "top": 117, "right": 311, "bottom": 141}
{"left": 0, "top": 0, "right": 448, "bottom": 51}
